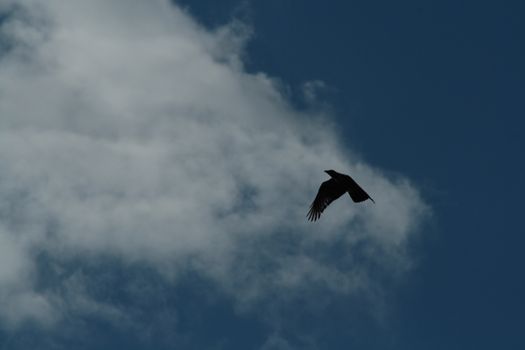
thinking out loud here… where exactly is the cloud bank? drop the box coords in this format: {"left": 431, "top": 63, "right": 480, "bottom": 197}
{"left": 0, "top": 0, "right": 427, "bottom": 329}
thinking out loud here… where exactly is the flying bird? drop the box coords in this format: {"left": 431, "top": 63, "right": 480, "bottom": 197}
{"left": 307, "top": 170, "right": 374, "bottom": 222}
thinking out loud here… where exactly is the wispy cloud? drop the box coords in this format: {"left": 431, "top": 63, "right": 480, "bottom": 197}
{"left": 0, "top": 0, "right": 427, "bottom": 331}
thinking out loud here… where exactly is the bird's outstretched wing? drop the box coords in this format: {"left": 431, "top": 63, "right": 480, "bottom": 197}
{"left": 344, "top": 175, "right": 375, "bottom": 203}
{"left": 307, "top": 179, "right": 346, "bottom": 221}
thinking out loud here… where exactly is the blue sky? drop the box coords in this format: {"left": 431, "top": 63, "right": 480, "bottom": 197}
{"left": 0, "top": 0, "right": 523, "bottom": 349}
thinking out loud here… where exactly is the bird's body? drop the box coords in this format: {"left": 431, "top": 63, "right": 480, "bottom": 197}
{"left": 307, "top": 170, "right": 374, "bottom": 222}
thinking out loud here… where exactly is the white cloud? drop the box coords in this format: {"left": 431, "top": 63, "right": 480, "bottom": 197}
{"left": 260, "top": 333, "right": 295, "bottom": 350}
{"left": 0, "top": 0, "right": 428, "bottom": 328}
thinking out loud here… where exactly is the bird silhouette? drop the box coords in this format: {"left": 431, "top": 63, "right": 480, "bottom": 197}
{"left": 307, "top": 170, "right": 374, "bottom": 222}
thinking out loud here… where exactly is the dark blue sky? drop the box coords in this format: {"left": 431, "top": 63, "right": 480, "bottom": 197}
{"left": 178, "top": 0, "right": 525, "bottom": 348}
{"left": 0, "top": 1, "right": 523, "bottom": 349}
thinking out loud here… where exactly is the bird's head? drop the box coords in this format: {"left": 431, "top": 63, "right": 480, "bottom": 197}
{"left": 324, "top": 169, "right": 338, "bottom": 177}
